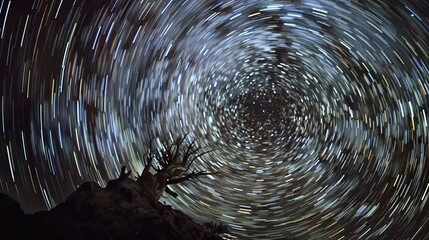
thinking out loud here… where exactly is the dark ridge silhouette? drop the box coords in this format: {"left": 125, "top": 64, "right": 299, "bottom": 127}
{"left": 0, "top": 170, "right": 226, "bottom": 240}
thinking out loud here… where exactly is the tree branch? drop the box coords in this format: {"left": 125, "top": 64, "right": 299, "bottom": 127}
{"left": 165, "top": 186, "right": 178, "bottom": 197}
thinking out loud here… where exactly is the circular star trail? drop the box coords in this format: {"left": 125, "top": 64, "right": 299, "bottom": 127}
{"left": 1, "top": 0, "right": 429, "bottom": 239}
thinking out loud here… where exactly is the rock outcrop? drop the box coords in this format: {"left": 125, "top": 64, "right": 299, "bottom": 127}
{"left": 0, "top": 177, "right": 223, "bottom": 240}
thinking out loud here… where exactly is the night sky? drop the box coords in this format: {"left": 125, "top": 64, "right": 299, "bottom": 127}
{"left": 1, "top": 0, "right": 429, "bottom": 239}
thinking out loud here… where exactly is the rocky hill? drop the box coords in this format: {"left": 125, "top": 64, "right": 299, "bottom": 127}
{"left": 1, "top": 176, "right": 224, "bottom": 240}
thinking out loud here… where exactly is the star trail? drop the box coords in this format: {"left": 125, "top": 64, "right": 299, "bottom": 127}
{"left": 1, "top": 0, "right": 429, "bottom": 239}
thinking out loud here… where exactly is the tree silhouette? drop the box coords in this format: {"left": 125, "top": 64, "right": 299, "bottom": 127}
{"left": 137, "top": 134, "right": 217, "bottom": 200}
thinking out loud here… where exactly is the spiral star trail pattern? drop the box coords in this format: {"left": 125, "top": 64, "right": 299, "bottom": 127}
{"left": 1, "top": 0, "right": 429, "bottom": 239}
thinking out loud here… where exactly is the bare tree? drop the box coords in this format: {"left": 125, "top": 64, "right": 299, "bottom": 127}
{"left": 137, "top": 134, "right": 217, "bottom": 200}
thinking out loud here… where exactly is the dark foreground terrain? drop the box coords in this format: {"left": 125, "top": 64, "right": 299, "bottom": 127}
{"left": 1, "top": 177, "right": 224, "bottom": 240}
